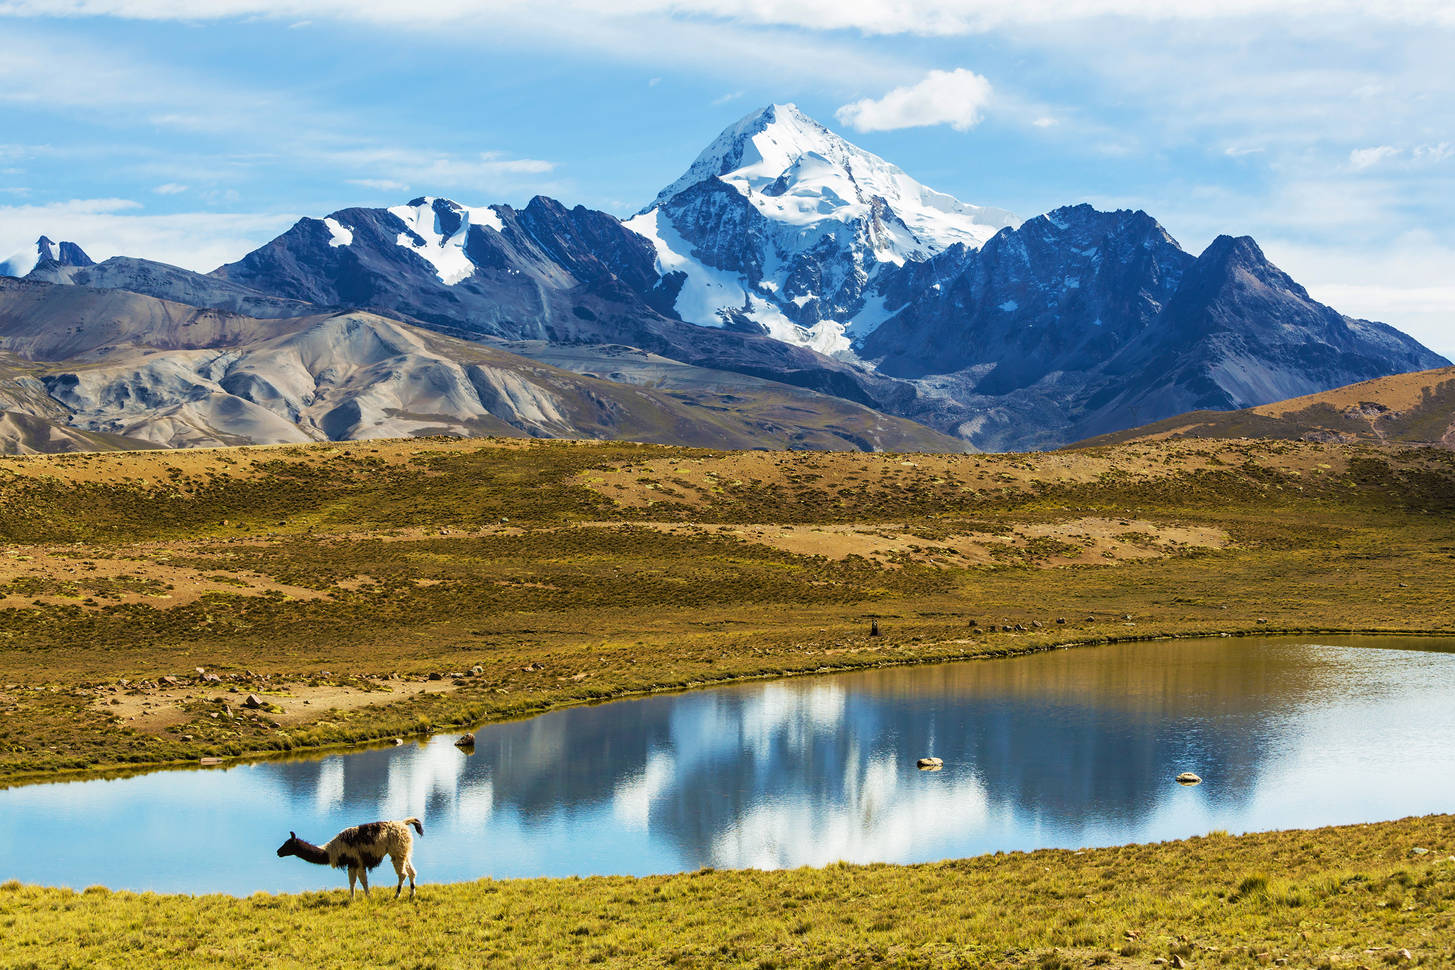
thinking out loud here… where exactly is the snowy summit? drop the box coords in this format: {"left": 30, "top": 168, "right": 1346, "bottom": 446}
{"left": 626, "top": 103, "right": 1017, "bottom": 356}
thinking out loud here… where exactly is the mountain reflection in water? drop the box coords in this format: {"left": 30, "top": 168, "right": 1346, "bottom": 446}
{"left": 5, "top": 635, "right": 1455, "bottom": 894}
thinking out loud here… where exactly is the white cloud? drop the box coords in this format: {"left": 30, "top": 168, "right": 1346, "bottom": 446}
{"left": 346, "top": 178, "right": 411, "bottom": 192}
{"left": 0, "top": 198, "right": 295, "bottom": 272}
{"left": 1350, "top": 145, "right": 1400, "bottom": 170}
{"left": 323, "top": 149, "right": 556, "bottom": 191}
{"left": 1412, "top": 142, "right": 1453, "bottom": 163}
{"left": 835, "top": 68, "right": 992, "bottom": 132}
{"left": 1264, "top": 232, "right": 1455, "bottom": 361}
{"left": 152, "top": 182, "right": 188, "bottom": 194}
{"left": 711, "top": 90, "right": 744, "bottom": 105}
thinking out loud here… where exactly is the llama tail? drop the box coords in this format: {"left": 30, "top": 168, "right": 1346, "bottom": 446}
{"left": 404, "top": 817, "right": 423, "bottom": 836}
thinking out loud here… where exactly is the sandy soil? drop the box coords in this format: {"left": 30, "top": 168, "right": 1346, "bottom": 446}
{"left": 94, "top": 674, "right": 461, "bottom": 733}
{"left": 1251, "top": 366, "right": 1455, "bottom": 418}
{"left": 0, "top": 435, "right": 534, "bottom": 484}
{"left": 578, "top": 441, "right": 1362, "bottom": 510}
{"left": 0, "top": 541, "right": 327, "bottom": 610}
{"left": 592, "top": 516, "right": 1229, "bottom": 568}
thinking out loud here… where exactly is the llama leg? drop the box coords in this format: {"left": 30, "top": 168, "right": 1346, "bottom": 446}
{"left": 347, "top": 867, "right": 357, "bottom": 899}
{"left": 393, "top": 854, "right": 406, "bottom": 898}
{"left": 406, "top": 860, "right": 417, "bottom": 898}
{"left": 359, "top": 868, "right": 370, "bottom": 897}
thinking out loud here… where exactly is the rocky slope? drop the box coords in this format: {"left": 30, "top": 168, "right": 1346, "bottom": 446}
{"left": 858, "top": 206, "right": 1448, "bottom": 448}
{"left": 0, "top": 278, "right": 964, "bottom": 453}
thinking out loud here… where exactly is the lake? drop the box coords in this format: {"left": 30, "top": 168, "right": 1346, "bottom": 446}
{"left": 4, "top": 634, "right": 1455, "bottom": 894}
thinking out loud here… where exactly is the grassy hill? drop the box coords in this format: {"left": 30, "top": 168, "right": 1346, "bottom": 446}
{"left": 1076, "top": 366, "right": 1455, "bottom": 448}
{"left": 2, "top": 433, "right": 1454, "bottom": 967}
{"left": 1, "top": 434, "right": 1452, "bottom": 782}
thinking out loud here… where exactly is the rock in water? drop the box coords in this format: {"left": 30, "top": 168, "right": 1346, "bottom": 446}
{"left": 1176, "top": 771, "right": 1202, "bottom": 785}
{"left": 917, "top": 757, "right": 943, "bottom": 769}
{"left": 454, "top": 733, "right": 476, "bottom": 748}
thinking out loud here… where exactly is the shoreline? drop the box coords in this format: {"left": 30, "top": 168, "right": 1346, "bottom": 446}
{"left": 6, "top": 624, "right": 1453, "bottom": 791}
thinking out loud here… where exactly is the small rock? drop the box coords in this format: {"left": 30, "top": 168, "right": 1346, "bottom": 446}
{"left": 1031, "top": 620, "right": 1043, "bottom": 628}
{"left": 1411, "top": 846, "right": 1429, "bottom": 855}
{"left": 428, "top": 672, "right": 443, "bottom": 681}
{"left": 180, "top": 734, "right": 194, "bottom": 742}
{"left": 916, "top": 757, "right": 943, "bottom": 769}
{"left": 1151, "top": 960, "right": 1167, "bottom": 966}
{"left": 391, "top": 738, "right": 404, "bottom": 746}
{"left": 967, "top": 618, "right": 978, "bottom": 627}
{"left": 1256, "top": 617, "right": 1269, "bottom": 624}
{"left": 161, "top": 675, "right": 179, "bottom": 686}
{"left": 454, "top": 733, "right": 476, "bottom": 748}
{"left": 243, "top": 693, "right": 263, "bottom": 709}
{"left": 1171, "top": 955, "right": 1187, "bottom": 969}
{"left": 1122, "top": 613, "right": 1132, "bottom": 621}
{"left": 469, "top": 666, "right": 484, "bottom": 676}
{"left": 1396, "top": 949, "right": 1412, "bottom": 963}
{"left": 199, "top": 756, "right": 222, "bottom": 766}
{"left": 1056, "top": 617, "right": 1066, "bottom": 624}
{"left": 194, "top": 667, "right": 206, "bottom": 676}
{"left": 1176, "top": 772, "right": 1202, "bottom": 785}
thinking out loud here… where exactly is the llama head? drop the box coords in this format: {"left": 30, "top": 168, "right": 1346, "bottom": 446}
{"left": 276, "top": 831, "right": 300, "bottom": 857}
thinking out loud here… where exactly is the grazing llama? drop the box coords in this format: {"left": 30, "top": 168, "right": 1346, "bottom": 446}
{"left": 276, "top": 818, "right": 423, "bottom": 899}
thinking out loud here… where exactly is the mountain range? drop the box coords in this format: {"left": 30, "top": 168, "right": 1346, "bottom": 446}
{"left": 1, "top": 103, "right": 1446, "bottom": 454}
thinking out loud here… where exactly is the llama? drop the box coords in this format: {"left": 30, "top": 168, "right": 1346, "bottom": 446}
{"left": 276, "top": 818, "right": 423, "bottom": 899}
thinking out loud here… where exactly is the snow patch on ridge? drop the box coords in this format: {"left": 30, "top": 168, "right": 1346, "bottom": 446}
{"left": 323, "top": 218, "right": 354, "bottom": 248}
{"left": 386, "top": 198, "right": 502, "bottom": 286}
{"left": 625, "top": 208, "right": 853, "bottom": 357}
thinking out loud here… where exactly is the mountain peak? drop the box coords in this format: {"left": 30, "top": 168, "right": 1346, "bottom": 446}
{"left": 644, "top": 104, "right": 1015, "bottom": 251}
{"left": 1, "top": 236, "right": 93, "bottom": 278}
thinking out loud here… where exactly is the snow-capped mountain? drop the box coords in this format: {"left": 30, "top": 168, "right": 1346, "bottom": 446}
{"left": 0, "top": 236, "right": 94, "bottom": 279}
{"left": 4, "top": 102, "right": 1448, "bottom": 453}
{"left": 625, "top": 103, "right": 1016, "bottom": 355}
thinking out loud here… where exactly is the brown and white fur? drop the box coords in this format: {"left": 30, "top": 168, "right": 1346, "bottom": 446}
{"left": 277, "top": 818, "right": 422, "bottom": 899}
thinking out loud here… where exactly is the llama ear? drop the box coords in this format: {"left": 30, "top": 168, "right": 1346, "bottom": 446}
{"left": 289, "top": 831, "right": 296, "bottom": 839}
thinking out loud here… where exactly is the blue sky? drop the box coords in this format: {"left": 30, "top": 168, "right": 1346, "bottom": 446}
{"left": 1, "top": 1, "right": 1452, "bottom": 357}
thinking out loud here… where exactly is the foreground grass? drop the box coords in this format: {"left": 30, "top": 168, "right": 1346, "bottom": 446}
{"left": 1, "top": 436, "right": 1453, "bottom": 780}
{"left": 4, "top": 815, "right": 1453, "bottom": 968}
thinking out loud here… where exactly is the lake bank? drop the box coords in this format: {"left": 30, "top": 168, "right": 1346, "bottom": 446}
{"left": 5, "top": 813, "right": 1452, "bottom": 968}
{"left": 7, "top": 635, "right": 1455, "bottom": 894}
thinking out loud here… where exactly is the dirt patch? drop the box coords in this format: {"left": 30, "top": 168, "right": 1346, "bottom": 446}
{"left": 96, "top": 676, "right": 459, "bottom": 733}
{"left": 0, "top": 542, "right": 327, "bottom": 611}
{"left": 577, "top": 442, "right": 1363, "bottom": 510}
{"left": 587, "top": 517, "right": 1229, "bottom": 568}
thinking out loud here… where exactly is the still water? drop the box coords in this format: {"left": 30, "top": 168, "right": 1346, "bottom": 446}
{"left": 4, "top": 635, "right": 1455, "bottom": 894}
